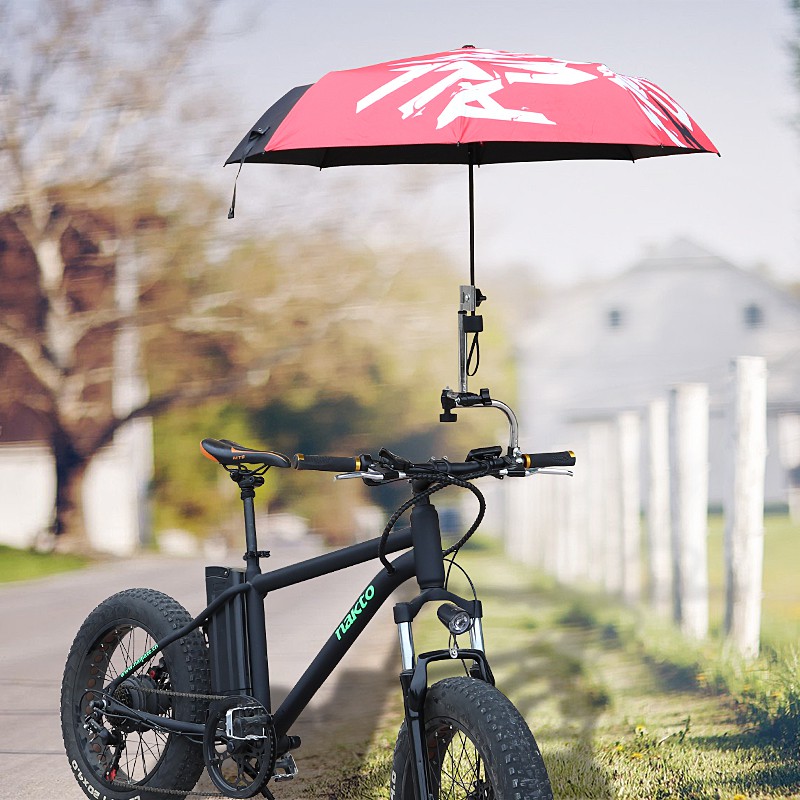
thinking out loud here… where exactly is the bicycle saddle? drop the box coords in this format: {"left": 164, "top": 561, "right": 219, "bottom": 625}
{"left": 201, "top": 438, "right": 291, "bottom": 468}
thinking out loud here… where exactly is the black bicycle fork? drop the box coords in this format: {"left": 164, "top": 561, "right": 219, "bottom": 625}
{"left": 393, "top": 485, "right": 495, "bottom": 800}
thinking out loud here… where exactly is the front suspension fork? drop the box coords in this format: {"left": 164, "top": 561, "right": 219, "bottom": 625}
{"left": 396, "top": 617, "right": 493, "bottom": 800}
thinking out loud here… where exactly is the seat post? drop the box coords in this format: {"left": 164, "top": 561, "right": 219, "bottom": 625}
{"left": 230, "top": 471, "right": 266, "bottom": 580}
{"left": 228, "top": 470, "right": 272, "bottom": 708}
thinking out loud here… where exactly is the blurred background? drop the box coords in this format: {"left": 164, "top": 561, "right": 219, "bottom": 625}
{"left": 0, "top": 0, "right": 798, "bottom": 651}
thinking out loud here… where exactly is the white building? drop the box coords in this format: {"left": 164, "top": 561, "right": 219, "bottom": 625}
{"left": 519, "top": 239, "right": 800, "bottom": 509}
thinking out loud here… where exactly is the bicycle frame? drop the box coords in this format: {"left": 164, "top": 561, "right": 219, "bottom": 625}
{"left": 104, "top": 476, "right": 491, "bottom": 800}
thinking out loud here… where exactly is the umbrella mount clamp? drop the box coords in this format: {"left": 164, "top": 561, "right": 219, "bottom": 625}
{"left": 457, "top": 284, "right": 486, "bottom": 393}
{"left": 445, "top": 284, "right": 521, "bottom": 456}
{"left": 459, "top": 285, "right": 485, "bottom": 313}
{"left": 440, "top": 388, "right": 520, "bottom": 457}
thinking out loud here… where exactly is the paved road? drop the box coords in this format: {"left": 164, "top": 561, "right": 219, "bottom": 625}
{"left": 0, "top": 538, "right": 405, "bottom": 799}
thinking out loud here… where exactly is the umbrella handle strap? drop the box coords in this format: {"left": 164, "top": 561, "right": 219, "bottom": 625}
{"left": 228, "top": 127, "right": 270, "bottom": 219}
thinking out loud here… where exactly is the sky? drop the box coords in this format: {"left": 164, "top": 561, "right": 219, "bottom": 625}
{"left": 203, "top": 0, "right": 799, "bottom": 289}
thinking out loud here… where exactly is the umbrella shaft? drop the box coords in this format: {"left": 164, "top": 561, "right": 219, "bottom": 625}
{"left": 468, "top": 160, "right": 475, "bottom": 288}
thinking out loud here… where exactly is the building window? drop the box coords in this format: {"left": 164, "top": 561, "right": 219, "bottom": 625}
{"left": 607, "top": 308, "right": 623, "bottom": 329}
{"left": 743, "top": 303, "right": 763, "bottom": 328}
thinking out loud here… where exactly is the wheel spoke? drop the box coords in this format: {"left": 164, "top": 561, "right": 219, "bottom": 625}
{"left": 86, "top": 626, "right": 167, "bottom": 784}
{"left": 432, "top": 725, "right": 488, "bottom": 799}
{"left": 63, "top": 589, "right": 210, "bottom": 799}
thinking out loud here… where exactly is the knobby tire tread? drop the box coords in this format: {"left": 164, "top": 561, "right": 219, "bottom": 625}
{"left": 392, "top": 676, "right": 553, "bottom": 800}
{"left": 61, "top": 588, "right": 211, "bottom": 800}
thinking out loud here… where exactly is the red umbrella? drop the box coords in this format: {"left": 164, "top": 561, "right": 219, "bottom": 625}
{"left": 227, "top": 46, "right": 717, "bottom": 165}
{"left": 227, "top": 46, "right": 717, "bottom": 276}
{"left": 226, "top": 46, "right": 717, "bottom": 404}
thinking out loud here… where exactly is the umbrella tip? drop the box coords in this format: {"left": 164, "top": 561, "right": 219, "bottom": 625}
{"left": 460, "top": 44, "right": 476, "bottom": 49}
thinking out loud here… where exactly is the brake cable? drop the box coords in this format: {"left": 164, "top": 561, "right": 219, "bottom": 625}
{"left": 466, "top": 330, "right": 480, "bottom": 377}
{"left": 378, "top": 468, "right": 488, "bottom": 574}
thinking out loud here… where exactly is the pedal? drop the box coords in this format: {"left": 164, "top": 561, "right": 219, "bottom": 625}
{"left": 225, "top": 705, "right": 270, "bottom": 740}
{"left": 273, "top": 753, "right": 298, "bottom": 782}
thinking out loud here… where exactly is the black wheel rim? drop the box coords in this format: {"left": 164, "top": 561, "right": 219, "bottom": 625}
{"left": 74, "top": 621, "right": 173, "bottom": 788}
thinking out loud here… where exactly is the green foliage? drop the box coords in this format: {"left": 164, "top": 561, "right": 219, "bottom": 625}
{"left": 717, "top": 647, "right": 800, "bottom": 753}
{"left": 145, "top": 225, "right": 519, "bottom": 542}
{"left": 0, "top": 545, "right": 88, "bottom": 582}
{"left": 151, "top": 401, "right": 261, "bottom": 536}
{"left": 556, "top": 599, "right": 601, "bottom": 628}
{"left": 250, "top": 395, "right": 377, "bottom": 458}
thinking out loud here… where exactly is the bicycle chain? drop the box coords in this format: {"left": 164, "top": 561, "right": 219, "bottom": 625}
{"left": 112, "top": 780, "right": 227, "bottom": 797}
{"left": 105, "top": 686, "right": 272, "bottom": 798}
{"left": 134, "top": 685, "right": 229, "bottom": 701}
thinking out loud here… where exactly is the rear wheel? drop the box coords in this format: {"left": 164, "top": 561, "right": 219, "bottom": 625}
{"left": 391, "top": 677, "right": 552, "bottom": 800}
{"left": 61, "top": 588, "right": 211, "bottom": 800}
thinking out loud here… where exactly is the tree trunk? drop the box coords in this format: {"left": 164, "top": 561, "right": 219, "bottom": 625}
{"left": 51, "top": 428, "right": 90, "bottom": 552}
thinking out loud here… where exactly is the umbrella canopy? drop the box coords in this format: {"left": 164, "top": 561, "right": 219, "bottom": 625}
{"left": 225, "top": 46, "right": 718, "bottom": 417}
{"left": 226, "top": 47, "right": 718, "bottom": 168}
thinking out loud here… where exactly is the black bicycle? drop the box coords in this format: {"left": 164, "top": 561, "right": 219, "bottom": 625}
{"left": 60, "top": 415, "right": 574, "bottom": 800}
{"left": 61, "top": 281, "right": 575, "bottom": 800}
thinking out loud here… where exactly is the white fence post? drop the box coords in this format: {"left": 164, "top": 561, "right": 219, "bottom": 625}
{"left": 568, "top": 426, "right": 591, "bottom": 584}
{"left": 724, "top": 356, "right": 767, "bottom": 660}
{"left": 586, "top": 421, "right": 611, "bottom": 587}
{"left": 777, "top": 412, "right": 800, "bottom": 523}
{"left": 554, "top": 475, "right": 573, "bottom": 583}
{"left": 618, "top": 411, "right": 641, "bottom": 605}
{"left": 647, "top": 398, "right": 672, "bottom": 615}
{"left": 601, "top": 420, "right": 623, "bottom": 595}
{"left": 669, "top": 384, "right": 710, "bottom": 639}
{"left": 505, "top": 479, "right": 528, "bottom": 562}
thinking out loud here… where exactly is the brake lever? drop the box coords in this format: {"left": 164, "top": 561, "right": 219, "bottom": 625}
{"left": 521, "top": 467, "right": 574, "bottom": 477}
{"left": 378, "top": 447, "right": 413, "bottom": 471}
{"left": 333, "top": 468, "right": 407, "bottom": 482}
{"left": 503, "top": 467, "right": 574, "bottom": 478}
{"left": 334, "top": 471, "right": 376, "bottom": 481}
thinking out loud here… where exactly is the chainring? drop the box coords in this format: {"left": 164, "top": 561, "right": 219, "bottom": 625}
{"left": 203, "top": 696, "right": 276, "bottom": 799}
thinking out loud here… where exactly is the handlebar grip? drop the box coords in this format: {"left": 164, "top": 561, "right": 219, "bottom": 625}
{"left": 521, "top": 450, "right": 576, "bottom": 468}
{"left": 292, "top": 453, "right": 360, "bottom": 472}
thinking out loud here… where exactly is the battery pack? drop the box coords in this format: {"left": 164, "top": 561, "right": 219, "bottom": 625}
{"left": 205, "top": 566, "right": 251, "bottom": 694}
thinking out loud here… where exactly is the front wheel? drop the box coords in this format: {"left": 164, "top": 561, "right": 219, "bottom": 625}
{"left": 61, "top": 588, "right": 211, "bottom": 800}
{"left": 391, "top": 677, "right": 552, "bottom": 800}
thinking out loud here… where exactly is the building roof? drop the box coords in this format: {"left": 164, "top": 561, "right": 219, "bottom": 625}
{"left": 519, "top": 238, "right": 800, "bottom": 445}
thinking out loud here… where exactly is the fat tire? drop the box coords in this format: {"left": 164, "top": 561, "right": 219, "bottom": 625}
{"left": 391, "top": 676, "right": 552, "bottom": 800}
{"left": 61, "top": 588, "right": 211, "bottom": 800}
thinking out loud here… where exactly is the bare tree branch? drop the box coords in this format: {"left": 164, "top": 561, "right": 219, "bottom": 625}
{"left": 0, "top": 320, "right": 62, "bottom": 395}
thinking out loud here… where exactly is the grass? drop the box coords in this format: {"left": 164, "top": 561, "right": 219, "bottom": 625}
{"left": 319, "top": 533, "right": 800, "bottom": 800}
{"left": 0, "top": 544, "right": 89, "bottom": 582}
{"left": 707, "top": 513, "right": 800, "bottom": 650}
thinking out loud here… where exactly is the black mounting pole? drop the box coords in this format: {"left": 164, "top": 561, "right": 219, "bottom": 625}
{"left": 468, "top": 149, "right": 475, "bottom": 290}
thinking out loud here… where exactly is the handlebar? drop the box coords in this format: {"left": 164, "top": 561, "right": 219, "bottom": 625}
{"left": 519, "top": 450, "right": 576, "bottom": 469}
{"left": 292, "top": 453, "right": 361, "bottom": 472}
{"left": 291, "top": 447, "right": 575, "bottom": 481}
